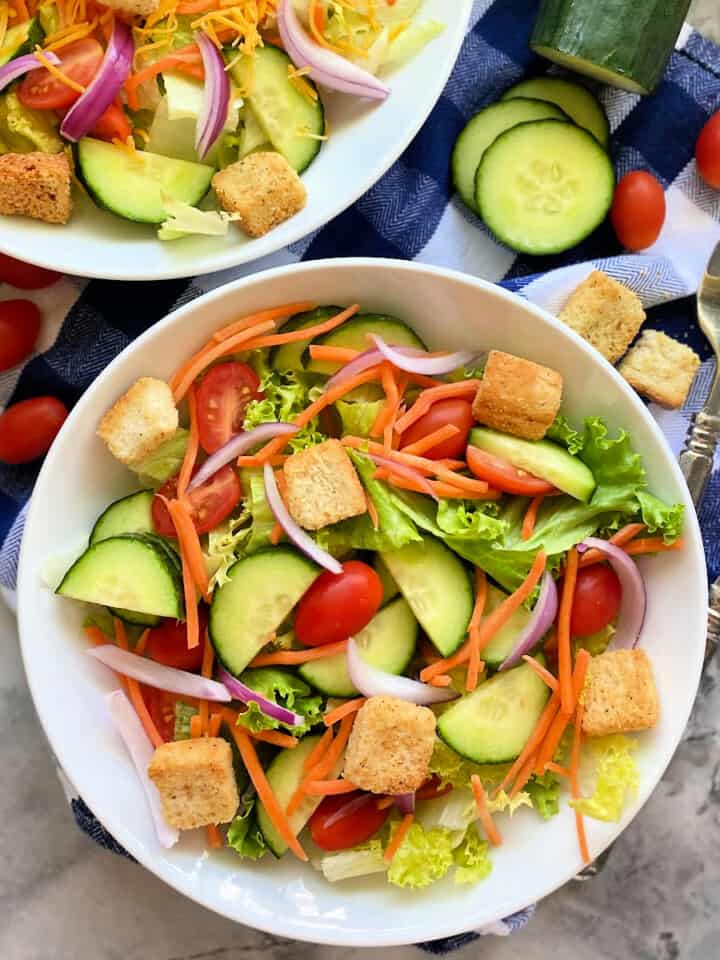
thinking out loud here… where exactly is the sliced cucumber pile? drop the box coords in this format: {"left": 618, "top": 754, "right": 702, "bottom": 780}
{"left": 501, "top": 76, "right": 610, "bottom": 147}
{"left": 306, "top": 314, "right": 427, "bottom": 376}
{"left": 56, "top": 535, "right": 184, "bottom": 619}
{"left": 89, "top": 490, "right": 155, "bottom": 545}
{"left": 269, "top": 306, "right": 343, "bottom": 373}
{"left": 437, "top": 657, "right": 550, "bottom": 764}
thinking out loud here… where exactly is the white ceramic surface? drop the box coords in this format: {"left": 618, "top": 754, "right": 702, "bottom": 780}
{"left": 0, "top": 2, "right": 471, "bottom": 281}
{"left": 17, "top": 259, "right": 707, "bottom": 946}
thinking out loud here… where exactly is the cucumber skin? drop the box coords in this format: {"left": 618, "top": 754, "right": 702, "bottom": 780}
{"left": 501, "top": 77, "right": 609, "bottom": 147}
{"left": 531, "top": 0, "right": 691, "bottom": 95}
{"left": 89, "top": 490, "right": 155, "bottom": 546}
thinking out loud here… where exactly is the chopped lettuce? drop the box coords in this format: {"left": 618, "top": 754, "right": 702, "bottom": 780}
{"left": 82, "top": 606, "right": 115, "bottom": 640}
{"left": 387, "top": 822, "right": 455, "bottom": 889}
{"left": 335, "top": 397, "right": 385, "bottom": 438}
{"left": 239, "top": 468, "right": 276, "bottom": 554}
{"left": 453, "top": 825, "right": 492, "bottom": 885}
{"left": 174, "top": 701, "right": 198, "bottom": 741}
{"left": 546, "top": 415, "right": 584, "bottom": 455}
{"left": 570, "top": 735, "right": 639, "bottom": 822}
{"left": 435, "top": 498, "right": 505, "bottom": 542}
{"left": 227, "top": 791, "right": 267, "bottom": 860}
{"left": 129, "top": 429, "right": 189, "bottom": 486}
{"left": 427, "top": 740, "right": 511, "bottom": 791}
{"left": 574, "top": 624, "right": 614, "bottom": 658}
{"left": 636, "top": 490, "right": 684, "bottom": 543}
{"left": 0, "top": 92, "right": 63, "bottom": 155}
{"left": 487, "top": 789, "right": 533, "bottom": 817}
{"left": 382, "top": 19, "right": 446, "bottom": 68}
{"left": 320, "top": 838, "right": 388, "bottom": 883}
{"left": 416, "top": 787, "right": 477, "bottom": 835}
{"left": 205, "top": 511, "right": 251, "bottom": 589}
{"left": 525, "top": 773, "right": 560, "bottom": 820}
{"left": 243, "top": 352, "right": 325, "bottom": 453}
{"left": 234, "top": 668, "right": 323, "bottom": 736}
{"left": 158, "top": 200, "right": 241, "bottom": 241}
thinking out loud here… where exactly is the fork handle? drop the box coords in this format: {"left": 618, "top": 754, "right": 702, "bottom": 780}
{"left": 679, "top": 408, "right": 720, "bottom": 506}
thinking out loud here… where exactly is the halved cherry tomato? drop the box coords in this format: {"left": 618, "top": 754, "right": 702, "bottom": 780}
{"left": 0, "top": 299, "right": 42, "bottom": 371}
{"left": 570, "top": 565, "right": 622, "bottom": 637}
{"left": 196, "top": 362, "right": 262, "bottom": 454}
{"left": 18, "top": 38, "right": 104, "bottom": 111}
{"left": 151, "top": 465, "right": 242, "bottom": 537}
{"left": 294, "top": 561, "right": 383, "bottom": 648}
{"left": 611, "top": 171, "right": 666, "bottom": 251}
{"left": 0, "top": 253, "right": 60, "bottom": 290}
{"left": 310, "top": 791, "right": 390, "bottom": 851}
{"left": 146, "top": 608, "right": 208, "bottom": 671}
{"left": 142, "top": 687, "right": 177, "bottom": 742}
{"left": 91, "top": 102, "right": 132, "bottom": 143}
{"left": 400, "top": 398, "right": 474, "bottom": 460}
{"left": 466, "top": 446, "right": 555, "bottom": 496}
{"left": 0, "top": 396, "right": 68, "bottom": 464}
{"left": 696, "top": 111, "right": 720, "bottom": 189}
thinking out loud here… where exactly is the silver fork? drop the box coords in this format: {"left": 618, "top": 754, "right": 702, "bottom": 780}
{"left": 575, "top": 240, "right": 720, "bottom": 881}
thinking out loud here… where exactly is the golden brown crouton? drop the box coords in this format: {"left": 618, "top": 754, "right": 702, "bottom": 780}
{"left": 558, "top": 270, "right": 646, "bottom": 363}
{"left": 582, "top": 649, "right": 659, "bottom": 738}
{"left": 147, "top": 738, "right": 239, "bottom": 830}
{"left": 472, "top": 350, "right": 563, "bottom": 440}
{"left": 0, "top": 152, "right": 72, "bottom": 225}
{"left": 97, "top": 377, "right": 178, "bottom": 466}
{"left": 283, "top": 438, "right": 366, "bottom": 531}
{"left": 343, "top": 696, "right": 436, "bottom": 795}
{"left": 212, "top": 152, "right": 307, "bottom": 238}
{"left": 101, "top": 0, "right": 159, "bottom": 16}
{"left": 618, "top": 330, "right": 701, "bottom": 409}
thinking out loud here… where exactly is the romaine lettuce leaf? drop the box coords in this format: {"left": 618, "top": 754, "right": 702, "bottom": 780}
{"left": 636, "top": 490, "right": 684, "bottom": 543}
{"left": 453, "top": 825, "right": 492, "bottom": 885}
{"left": 234, "top": 668, "right": 323, "bottom": 735}
{"left": 227, "top": 792, "right": 267, "bottom": 860}
{"left": 546, "top": 415, "right": 584, "bottom": 455}
{"left": 436, "top": 498, "right": 505, "bottom": 541}
{"left": 158, "top": 200, "right": 240, "bottom": 240}
{"left": 239, "top": 468, "right": 277, "bottom": 555}
{"left": 320, "top": 838, "right": 388, "bottom": 882}
{"left": 205, "top": 511, "right": 251, "bottom": 589}
{"left": 174, "top": 701, "right": 197, "bottom": 741}
{"left": 525, "top": 772, "right": 560, "bottom": 820}
{"left": 570, "top": 734, "right": 639, "bottom": 822}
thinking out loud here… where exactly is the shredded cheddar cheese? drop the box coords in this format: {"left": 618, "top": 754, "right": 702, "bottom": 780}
{"left": 287, "top": 64, "right": 318, "bottom": 103}
{"left": 44, "top": 19, "right": 98, "bottom": 50}
{"left": 33, "top": 46, "right": 86, "bottom": 93}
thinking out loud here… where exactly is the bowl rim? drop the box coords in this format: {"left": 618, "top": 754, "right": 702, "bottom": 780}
{"left": 0, "top": 2, "right": 473, "bottom": 282}
{"left": 17, "top": 258, "right": 707, "bottom": 944}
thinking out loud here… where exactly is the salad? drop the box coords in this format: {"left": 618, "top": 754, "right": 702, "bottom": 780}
{"left": 0, "top": 1, "right": 443, "bottom": 237}
{"left": 55, "top": 301, "right": 683, "bottom": 889}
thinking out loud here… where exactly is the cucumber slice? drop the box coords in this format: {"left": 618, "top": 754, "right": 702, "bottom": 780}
{"left": 380, "top": 535, "right": 473, "bottom": 657}
{"left": 0, "top": 18, "right": 44, "bottom": 67}
{"left": 501, "top": 77, "right": 609, "bottom": 147}
{"left": 57, "top": 535, "right": 184, "bottom": 619}
{"left": 134, "top": 533, "right": 182, "bottom": 574}
{"left": 233, "top": 44, "right": 325, "bottom": 173}
{"left": 239, "top": 104, "right": 272, "bottom": 158}
{"left": 475, "top": 119, "right": 615, "bottom": 256}
{"left": 257, "top": 734, "right": 341, "bottom": 856}
{"left": 306, "top": 314, "right": 427, "bottom": 376}
{"left": 437, "top": 657, "right": 550, "bottom": 764}
{"left": 209, "top": 547, "right": 320, "bottom": 675}
{"left": 109, "top": 607, "right": 162, "bottom": 628}
{"left": 76, "top": 138, "right": 215, "bottom": 224}
{"left": 481, "top": 584, "right": 534, "bottom": 667}
{"left": 269, "top": 306, "right": 343, "bottom": 372}
{"left": 374, "top": 555, "right": 399, "bottom": 606}
{"left": 299, "top": 597, "right": 418, "bottom": 697}
{"left": 89, "top": 491, "right": 155, "bottom": 545}
{"left": 452, "top": 98, "right": 569, "bottom": 213}
{"left": 469, "top": 426, "right": 596, "bottom": 502}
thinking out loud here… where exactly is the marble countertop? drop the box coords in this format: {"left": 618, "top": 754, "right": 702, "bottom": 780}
{"left": 3, "top": 4, "right": 720, "bottom": 957}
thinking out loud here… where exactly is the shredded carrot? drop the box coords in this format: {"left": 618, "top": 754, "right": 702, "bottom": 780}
{"left": 308, "top": 344, "right": 359, "bottom": 364}
{"left": 190, "top": 714, "right": 203, "bottom": 738}
{"left": 558, "top": 547, "right": 578, "bottom": 715}
{"left": 384, "top": 813, "right": 414, "bottom": 863}
{"left": 236, "top": 304, "right": 360, "bottom": 352}
{"left": 570, "top": 703, "right": 590, "bottom": 864}
{"left": 522, "top": 654, "right": 559, "bottom": 692}
{"left": 394, "top": 381, "right": 480, "bottom": 435}
{"left": 269, "top": 522, "right": 284, "bottom": 546}
{"left": 467, "top": 568, "right": 488, "bottom": 691}
{"left": 494, "top": 690, "right": 560, "bottom": 797}
{"left": 509, "top": 750, "right": 539, "bottom": 797}
{"left": 125, "top": 44, "right": 202, "bottom": 111}
{"left": 303, "top": 779, "right": 359, "bottom": 796}
{"left": 225, "top": 723, "right": 308, "bottom": 861}
{"left": 288, "top": 714, "right": 355, "bottom": 814}
{"left": 382, "top": 366, "right": 400, "bottom": 453}
{"left": 533, "top": 650, "right": 589, "bottom": 776}
{"left": 167, "top": 498, "right": 210, "bottom": 602}
{"left": 471, "top": 776, "right": 502, "bottom": 846}
{"left": 199, "top": 632, "right": 214, "bottom": 734}
{"left": 546, "top": 761, "right": 571, "bottom": 778}
{"left": 366, "top": 491, "right": 379, "bottom": 530}
{"left": 84, "top": 625, "right": 107, "bottom": 646}
{"left": 429, "top": 674, "right": 453, "bottom": 687}
{"left": 377, "top": 796, "right": 395, "bottom": 810}
{"left": 383, "top": 474, "right": 498, "bottom": 500}
{"left": 13, "top": 0, "right": 30, "bottom": 20}
{"left": 521, "top": 494, "right": 546, "bottom": 541}
{"left": 211, "top": 301, "right": 317, "bottom": 343}
{"left": 341, "top": 437, "right": 490, "bottom": 494}
{"left": 303, "top": 726, "right": 334, "bottom": 771}
{"left": 177, "top": 0, "right": 216, "bottom": 12}
{"left": 177, "top": 384, "right": 199, "bottom": 499}
{"left": 208, "top": 713, "right": 223, "bottom": 737}
{"left": 206, "top": 824, "right": 223, "bottom": 848}
{"left": 324, "top": 697, "right": 366, "bottom": 727}
{"left": 578, "top": 523, "right": 645, "bottom": 567}
{"left": 179, "top": 552, "right": 200, "bottom": 651}
{"left": 113, "top": 618, "right": 165, "bottom": 747}
{"left": 400, "top": 424, "right": 461, "bottom": 458}
{"left": 370, "top": 363, "right": 397, "bottom": 438}
{"left": 250, "top": 639, "right": 348, "bottom": 667}
{"left": 624, "top": 537, "right": 684, "bottom": 556}
{"left": 237, "top": 454, "right": 287, "bottom": 468}
{"left": 134, "top": 628, "right": 150, "bottom": 656}
{"left": 249, "top": 729, "right": 299, "bottom": 749}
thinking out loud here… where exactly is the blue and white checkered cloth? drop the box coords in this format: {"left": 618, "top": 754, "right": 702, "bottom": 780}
{"left": 2, "top": 0, "right": 720, "bottom": 949}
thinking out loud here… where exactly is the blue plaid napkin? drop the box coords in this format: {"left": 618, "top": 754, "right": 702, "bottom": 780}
{"left": 2, "top": 0, "right": 720, "bottom": 949}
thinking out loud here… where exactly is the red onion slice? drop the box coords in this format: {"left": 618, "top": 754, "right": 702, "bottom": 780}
{"left": 105, "top": 690, "right": 179, "bottom": 849}
{"left": 187, "top": 422, "right": 299, "bottom": 492}
{"left": 347, "top": 637, "right": 457, "bottom": 704}
{"left": 394, "top": 792, "right": 416, "bottom": 815}
{"left": 323, "top": 345, "right": 429, "bottom": 393}
{"left": 88, "top": 645, "right": 231, "bottom": 701}
{"left": 577, "top": 538, "right": 646, "bottom": 649}
{"left": 217, "top": 667, "right": 304, "bottom": 727}
{"left": 277, "top": 0, "right": 390, "bottom": 100}
{"left": 498, "top": 572, "right": 559, "bottom": 670}
{"left": 367, "top": 452, "right": 438, "bottom": 501}
{"left": 60, "top": 19, "right": 133, "bottom": 142}
{"left": 370, "top": 335, "right": 475, "bottom": 376}
{"left": 0, "top": 52, "right": 60, "bottom": 91}
{"left": 194, "top": 31, "right": 230, "bottom": 159}
{"left": 263, "top": 463, "right": 342, "bottom": 574}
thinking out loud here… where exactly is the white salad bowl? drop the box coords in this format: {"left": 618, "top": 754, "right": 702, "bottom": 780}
{"left": 0, "top": 1, "right": 471, "bottom": 282}
{"left": 17, "top": 259, "right": 707, "bottom": 945}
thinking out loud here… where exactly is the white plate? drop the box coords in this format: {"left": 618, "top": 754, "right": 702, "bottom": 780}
{"left": 17, "top": 259, "right": 707, "bottom": 945}
{"left": 0, "top": 2, "right": 472, "bottom": 281}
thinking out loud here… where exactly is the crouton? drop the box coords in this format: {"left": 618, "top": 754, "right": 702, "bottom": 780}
{"left": 212, "top": 152, "right": 307, "bottom": 238}
{"left": 147, "top": 737, "right": 239, "bottom": 830}
{"left": 472, "top": 350, "right": 563, "bottom": 440}
{"left": 97, "top": 377, "right": 178, "bottom": 466}
{"left": 283, "top": 438, "right": 366, "bottom": 531}
{"left": 101, "top": 0, "right": 159, "bottom": 17}
{"left": 343, "top": 696, "right": 436, "bottom": 795}
{"left": 0, "top": 152, "right": 72, "bottom": 225}
{"left": 618, "top": 330, "right": 701, "bottom": 409}
{"left": 558, "top": 270, "right": 646, "bottom": 363}
{"left": 581, "top": 649, "right": 659, "bottom": 738}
